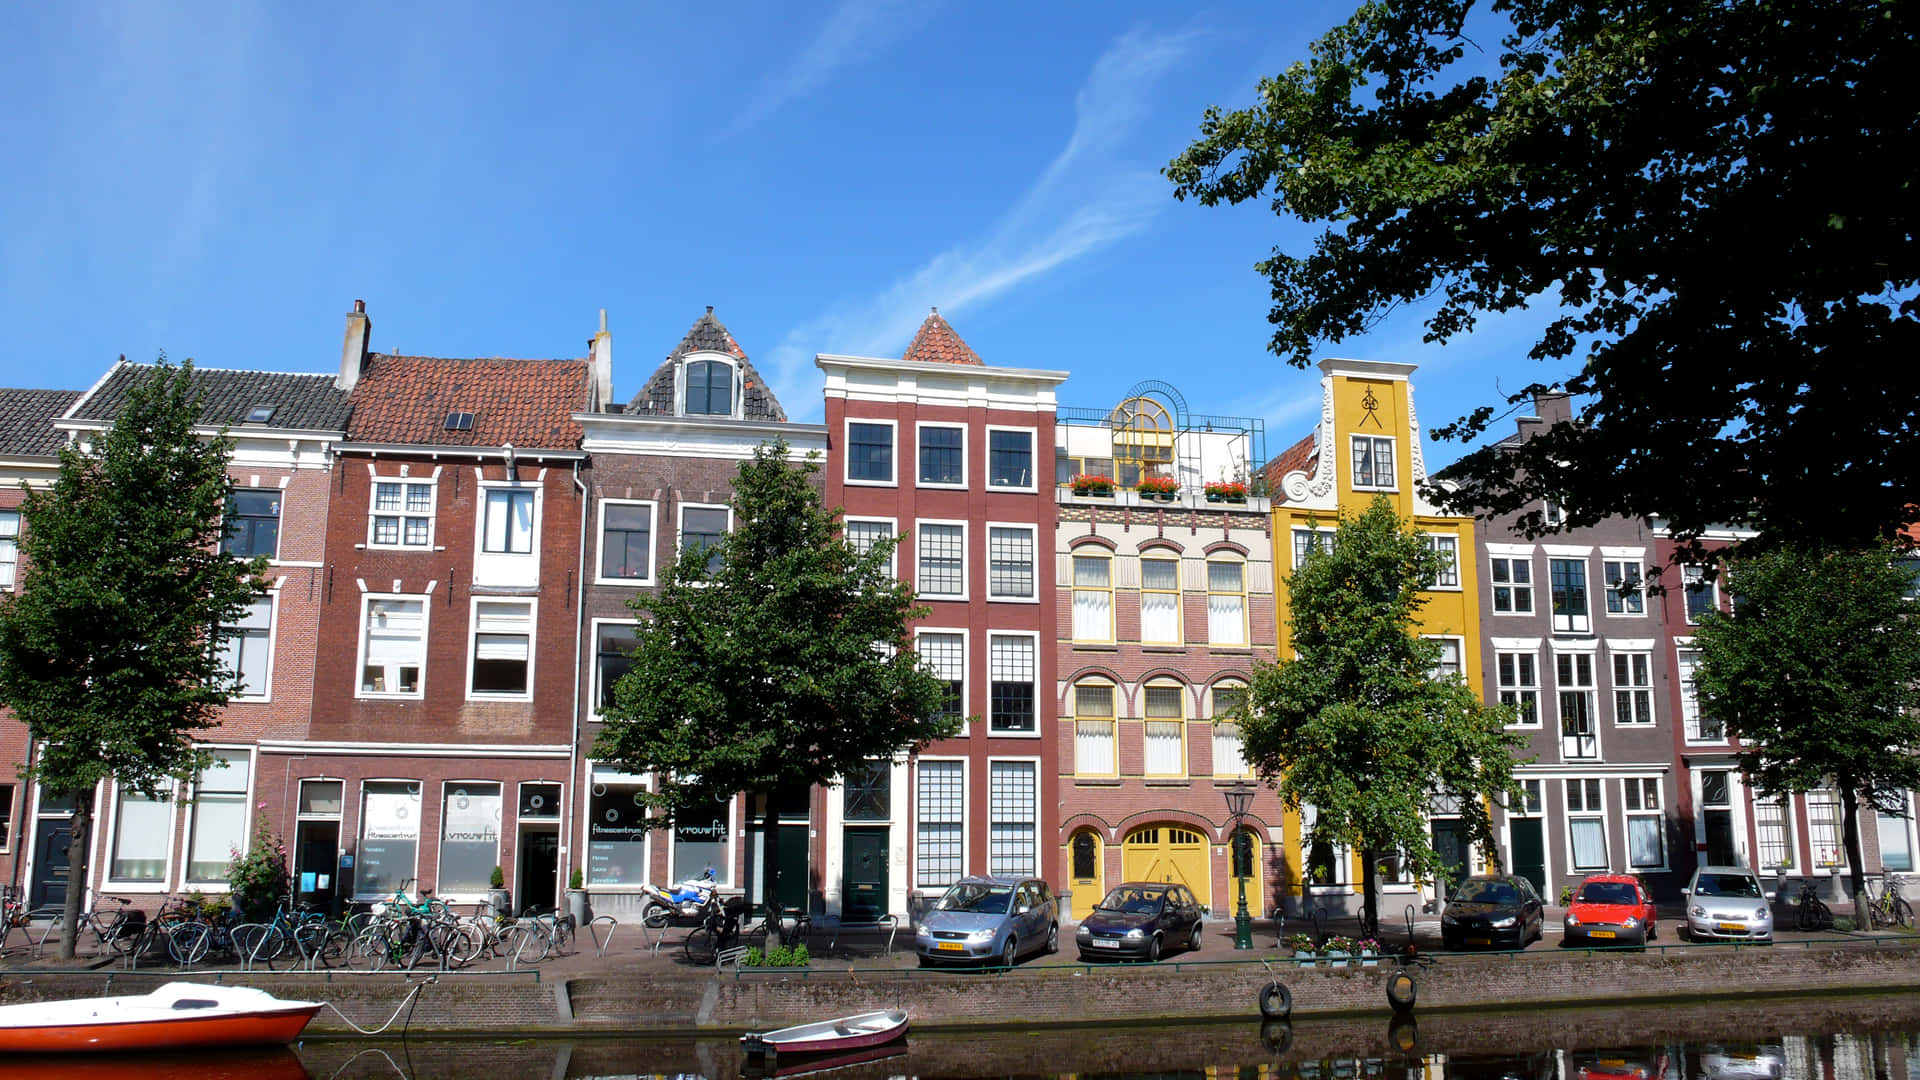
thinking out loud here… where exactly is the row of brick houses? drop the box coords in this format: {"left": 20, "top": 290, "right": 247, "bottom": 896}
{"left": 0, "top": 303, "right": 1905, "bottom": 928}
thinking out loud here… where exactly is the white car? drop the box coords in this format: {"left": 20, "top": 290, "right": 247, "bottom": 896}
{"left": 1682, "top": 865, "right": 1773, "bottom": 942}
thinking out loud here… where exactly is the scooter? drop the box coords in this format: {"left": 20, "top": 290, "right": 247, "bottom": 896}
{"left": 639, "top": 866, "right": 720, "bottom": 928}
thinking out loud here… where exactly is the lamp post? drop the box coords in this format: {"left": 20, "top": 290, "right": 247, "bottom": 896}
{"left": 1225, "top": 781, "right": 1255, "bottom": 950}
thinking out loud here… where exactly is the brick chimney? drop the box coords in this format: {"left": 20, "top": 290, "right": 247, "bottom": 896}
{"left": 338, "top": 299, "right": 372, "bottom": 391}
{"left": 589, "top": 308, "right": 613, "bottom": 410}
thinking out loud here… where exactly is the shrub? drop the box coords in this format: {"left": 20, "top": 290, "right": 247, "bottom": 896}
{"left": 226, "top": 808, "right": 289, "bottom": 921}
{"left": 569, "top": 868, "right": 584, "bottom": 890}
{"left": 490, "top": 865, "right": 506, "bottom": 889}
{"left": 744, "top": 943, "right": 811, "bottom": 967}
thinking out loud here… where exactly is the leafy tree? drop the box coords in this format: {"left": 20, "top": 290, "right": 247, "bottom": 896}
{"left": 1167, "top": 0, "right": 1919, "bottom": 550}
{"left": 1691, "top": 543, "right": 1920, "bottom": 901}
{"left": 593, "top": 440, "right": 954, "bottom": 941}
{"left": 0, "top": 358, "right": 261, "bottom": 960}
{"left": 1242, "top": 496, "right": 1525, "bottom": 933}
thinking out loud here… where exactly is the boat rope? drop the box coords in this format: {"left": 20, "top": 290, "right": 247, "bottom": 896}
{"left": 326, "top": 1046, "right": 414, "bottom": 1080}
{"left": 319, "top": 977, "right": 432, "bottom": 1036}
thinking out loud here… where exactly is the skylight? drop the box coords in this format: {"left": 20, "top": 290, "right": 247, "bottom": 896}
{"left": 444, "top": 412, "right": 475, "bottom": 431}
{"left": 245, "top": 405, "right": 277, "bottom": 424}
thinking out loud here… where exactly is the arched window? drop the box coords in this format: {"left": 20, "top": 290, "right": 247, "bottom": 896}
{"left": 684, "top": 360, "right": 733, "bottom": 416}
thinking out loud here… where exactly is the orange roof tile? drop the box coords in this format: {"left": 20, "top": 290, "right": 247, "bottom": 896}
{"left": 902, "top": 309, "right": 982, "bottom": 365}
{"left": 346, "top": 354, "right": 589, "bottom": 449}
{"left": 1262, "top": 431, "right": 1317, "bottom": 497}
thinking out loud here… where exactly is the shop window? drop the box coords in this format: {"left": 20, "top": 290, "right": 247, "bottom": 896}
{"left": 356, "top": 781, "right": 422, "bottom": 899}
{"left": 439, "top": 782, "right": 503, "bottom": 896}
{"left": 587, "top": 774, "right": 649, "bottom": 886}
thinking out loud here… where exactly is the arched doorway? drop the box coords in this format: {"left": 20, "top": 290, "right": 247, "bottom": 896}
{"left": 1122, "top": 824, "right": 1210, "bottom": 907}
{"left": 1068, "top": 829, "right": 1104, "bottom": 916}
{"left": 1228, "top": 826, "right": 1264, "bottom": 919}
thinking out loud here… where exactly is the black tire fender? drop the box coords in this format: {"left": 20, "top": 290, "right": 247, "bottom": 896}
{"left": 1388, "top": 1013, "right": 1421, "bottom": 1055}
{"left": 1258, "top": 980, "right": 1292, "bottom": 1020}
{"left": 1260, "top": 1019, "right": 1294, "bottom": 1054}
{"left": 1386, "top": 969, "right": 1418, "bottom": 1012}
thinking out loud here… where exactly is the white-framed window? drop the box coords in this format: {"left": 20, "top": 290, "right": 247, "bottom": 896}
{"left": 986, "top": 426, "right": 1036, "bottom": 490}
{"left": 597, "top": 499, "right": 655, "bottom": 584}
{"left": 1623, "top": 778, "right": 1666, "bottom": 870}
{"left": 1490, "top": 556, "right": 1534, "bottom": 614}
{"left": 468, "top": 599, "right": 534, "bottom": 700}
{"left": 1207, "top": 559, "right": 1247, "bottom": 646}
{"left": 1073, "top": 681, "right": 1116, "bottom": 776}
{"left": 915, "top": 630, "right": 966, "bottom": 725}
{"left": 1291, "top": 527, "right": 1337, "bottom": 569}
{"left": 1557, "top": 651, "right": 1598, "bottom": 760}
{"left": 1603, "top": 559, "right": 1645, "bottom": 615}
{"left": 912, "top": 520, "right": 963, "bottom": 600}
{"left": 1142, "top": 683, "right": 1186, "bottom": 777}
{"left": 1677, "top": 647, "right": 1724, "bottom": 741}
{"left": 1425, "top": 534, "right": 1461, "bottom": 589}
{"left": 1350, "top": 434, "right": 1396, "bottom": 490}
{"left": 1878, "top": 795, "right": 1912, "bottom": 873}
{"left": 1427, "top": 636, "right": 1465, "bottom": 682}
{"left": 359, "top": 595, "right": 427, "bottom": 698}
{"left": 1139, "top": 554, "right": 1181, "bottom": 645}
{"left": 1549, "top": 557, "right": 1590, "bottom": 633}
{"left": 1808, "top": 788, "right": 1847, "bottom": 870}
{"left": 916, "top": 759, "right": 965, "bottom": 887}
{"left": 1755, "top": 796, "right": 1794, "bottom": 871}
{"left": 0, "top": 509, "right": 21, "bottom": 589}
{"left": 185, "top": 749, "right": 251, "bottom": 886}
{"left": 916, "top": 422, "right": 966, "bottom": 487}
{"left": 481, "top": 487, "right": 536, "bottom": 554}
{"left": 1684, "top": 566, "right": 1718, "bottom": 623}
{"left": 107, "top": 782, "right": 174, "bottom": 886}
{"left": 1301, "top": 803, "right": 1348, "bottom": 888}
{"left": 679, "top": 503, "right": 732, "bottom": 576}
{"left": 1565, "top": 778, "right": 1607, "bottom": 872}
{"left": 1497, "top": 651, "right": 1540, "bottom": 727}
{"left": 988, "top": 633, "right": 1038, "bottom": 734}
{"left": 684, "top": 357, "right": 735, "bottom": 416}
{"left": 438, "top": 780, "right": 504, "bottom": 897}
{"left": 846, "top": 418, "right": 897, "bottom": 485}
{"left": 1612, "top": 651, "right": 1654, "bottom": 725}
{"left": 0, "top": 782, "right": 15, "bottom": 853}
{"left": 1211, "top": 683, "right": 1249, "bottom": 777}
{"left": 988, "top": 760, "right": 1038, "bottom": 877}
{"left": 356, "top": 780, "right": 423, "bottom": 899}
{"left": 1071, "top": 552, "right": 1113, "bottom": 641}
{"left": 987, "top": 524, "right": 1036, "bottom": 601}
{"left": 844, "top": 518, "right": 894, "bottom": 561}
{"left": 220, "top": 594, "right": 275, "bottom": 700}
{"left": 369, "top": 477, "right": 436, "bottom": 549}
{"left": 594, "top": 620, "right": 638, "bottom": 715}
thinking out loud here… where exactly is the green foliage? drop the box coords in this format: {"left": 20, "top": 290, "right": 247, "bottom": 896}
{"left": 1285, "top": 931, "right": 1317, "bottom": 954}
{"left": 490, "top": 865, "right": 506, "bottom": 889}
{"left": 1691, "top": 543, "right": 1920, "bottom": 898}
{"left": 568, "top": 868, "right": 584, "bottom": 890}
{"left": 227, "top": 809, "right": 289, "bottom": 921}
{"left": 1244, "top": 497, "right": 1525, "bottom": 930}
{"left": 1167, "top": 0, "right": 1920, "bottom": 550}
{"left": 743, "top": 943, "right": 810, "bottom": 967}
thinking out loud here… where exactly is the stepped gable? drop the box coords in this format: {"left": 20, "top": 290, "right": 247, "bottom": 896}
{"left": 346, "top": 354, "right": 588, "bottom": 449}
{"left": 627, "top": 307, "right": 788, "bottom": 422}
{"left": 901, "top": 308, "right": 982, "bottom": 365}
{"left": 70, "top": 364, "right": 351, "bottom": 432}
{"left": 1262, "top": 431, "right": 1318, "bottom": 498}
{"left": 0, "top": 388, "right": 81, "bottom": 457}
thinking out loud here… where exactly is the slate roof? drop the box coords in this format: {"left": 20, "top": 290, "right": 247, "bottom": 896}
{"left": 69, "top": 363, "right": 353, "bottom": 432}
{"left": 626, "top": 308, "right": 789, "bottom": 422}
{"left": 0, "top": 388, "right": 82, "bottom": 457}
{"left": 347, "top": 355, "right": 589, "bottom": 449}
{"left": 1262, "top": 431, "right": 1318, "bottom": 497}
{"left": 901, "top": 309, "right": 982, "bottom": 365}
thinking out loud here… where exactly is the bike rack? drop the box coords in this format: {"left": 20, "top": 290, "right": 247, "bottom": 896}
{"left": 588, "top": 915, "right": 621, "bottom": 958}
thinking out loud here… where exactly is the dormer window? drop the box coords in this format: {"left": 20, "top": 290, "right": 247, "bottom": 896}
{"left": 684, "top": 360, "right": 733, "bottom": 416}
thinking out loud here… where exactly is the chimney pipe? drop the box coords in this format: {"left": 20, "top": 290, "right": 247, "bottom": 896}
{"left": 339, "top": 300, "right": 372, "bottom": 392}
{"left": 590, "top": 309, "right": 613, "bottom": 410}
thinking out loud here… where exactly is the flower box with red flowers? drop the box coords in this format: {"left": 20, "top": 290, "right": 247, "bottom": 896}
{"left": 1070, "top": 474, "right": 1116, "bottom": 496}
{"left": 1135, "top": 476, "right": 1179, "bottom": 499}
{"left": 1204, "top": 481, "right": 1249, "bottom": 502}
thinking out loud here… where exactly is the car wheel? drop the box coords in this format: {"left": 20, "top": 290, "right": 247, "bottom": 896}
{"left": 1146, "top": 934, "right": 1162, "bottom": 963}
{"left": 1001, "top": 934, "right": 1018, "bottom": 967}
{"left": 917, "top": 955, "right": 933, "bottom": 968}
{"left": 1046, "top": 923, "right": 1058, "bottom": 954}
{"left": 1647, "top": 921, "right": 1657, "bottom": 942}
{"left": 1676, "top": 924, "right": 1690, "bottom": 942}
{"left": 1191, "top": 920, "right": 1204, "bottom": 951}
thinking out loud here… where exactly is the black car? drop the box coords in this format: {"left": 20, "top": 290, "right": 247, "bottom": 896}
{"left": 1075, "top": 881, "right": 1205, "bottom": 961}
{"left": 1440, "top": 874, "right": 1545, "bottom": 949}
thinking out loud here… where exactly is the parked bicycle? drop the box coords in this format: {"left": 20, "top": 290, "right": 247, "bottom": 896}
{"left": 682, "top": 894, "right": 748, "bottom": 964}
{"left": 1863, "top": 875, "right": 1913, "bottom": 931}
{"left": 1794, "top": 879, "right": 1834, "bottom": 932}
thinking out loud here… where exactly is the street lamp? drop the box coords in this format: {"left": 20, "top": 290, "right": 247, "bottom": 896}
{"left": 1224, "top": 781, "right": 1255, "bottom": 950}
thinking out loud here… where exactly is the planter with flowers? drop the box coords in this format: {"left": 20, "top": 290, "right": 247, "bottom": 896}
{"left": 1204, "top": 481, "right": 1249, "bottom": 504}
{"left": 1284, "top": 932, "right": 1318, "bottom": 966}
{"left": 1071, "top": 474, "right": 1116, "bottom": 497}
{"left": 1322, "top": 935, "right": 1357, "bottom": 968}
{"left": 1357, "top": 937, "right": 1381, "bottom": 967}
{"left": 1135, "top": 476, "right": 1179, "bottom": 502}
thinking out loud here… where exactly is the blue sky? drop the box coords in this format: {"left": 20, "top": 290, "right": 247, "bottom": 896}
{"left": 2, "top": 1, "right": 1573, "bottom": 468}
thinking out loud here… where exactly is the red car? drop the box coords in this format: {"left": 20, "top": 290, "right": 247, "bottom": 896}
{"left": 1563, "top": 874, "right": 1658, "bottom": 947}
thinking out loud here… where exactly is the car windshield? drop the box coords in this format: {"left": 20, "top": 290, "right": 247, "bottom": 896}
{"left": 937, "top": 882, "right": 1013, "bottom": 914}
{"left": 1453, "top": 880, "right": 1518, "bottom": 905}
{"left": 1096, "top": 887, "right": 1168, "bottom": 915}
{"left": 1695, "top": 873, "right": 1762, "bottom": 898}
{"left": 1577, "top": 881, "right": 1639, "bottom": 905}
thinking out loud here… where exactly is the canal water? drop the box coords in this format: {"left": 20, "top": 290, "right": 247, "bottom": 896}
{"left": 7, "top": 992, "right": 1920, "bottom": 1080}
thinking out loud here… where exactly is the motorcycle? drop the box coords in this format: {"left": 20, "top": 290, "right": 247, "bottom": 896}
{"left": 639, "top": 866, "right": 720, "bottom": 928}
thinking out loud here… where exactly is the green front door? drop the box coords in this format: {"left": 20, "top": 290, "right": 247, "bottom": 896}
{"left": 842, "top": 827, "right": 889, "bottom": 922}
{"left": 1510, "top": 818, "right": 1546, "bottom": 895}
{"left": 748, "top": 825, "right": 810, "bottom": 914}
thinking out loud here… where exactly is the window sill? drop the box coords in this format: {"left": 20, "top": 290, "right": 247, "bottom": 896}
{"left": 1072, "top": 778, "right": 1124, "bottom": 787}
{"left": 468, "top": 694, "right": 535, "bottom": 704}
{"left": 1072, "top": 642, "right": 1119, "bottom": 651}
{"left": 592, "top": 577, "right": 656, "bottom": 588}
{"left": 1144, "top": 778, "right": 1191, "bottom": 786}
{"left": 1140, "top": 644, "right": 1186, "bottom": 653}
{"left": 987, "top": 595, "right": 1041, "bottom": 605}
{"left": 844, "top": 478, "right": 898, "bottom": 488}
{"left": 985, "top": 729, "right": 1042, "bottom": 739}
{"left": 1207, "top": 646, "right": 1255, "bottom": 655}
{"left": 357, "top": 693, "right": 426, "bottom": 701}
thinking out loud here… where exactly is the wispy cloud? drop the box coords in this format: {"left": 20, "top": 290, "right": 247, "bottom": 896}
{"left": 735, "top": 0, "right": 938, "bottom": 129}
{"left": 762, "top": 26, "right": 1203, "bottom": 416}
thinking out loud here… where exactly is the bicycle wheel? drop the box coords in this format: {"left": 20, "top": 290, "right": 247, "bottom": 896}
{"left": 552, "top": 917, "right": 575, "bottom": 957}
{"left": 1894, "top": 895, "right": 1913, "bottom": 929}
{"left": 515, "top": 922, "right": 551, "bottom": 964}
{"left": 683, "top": 926, "right": 715, "bottom": 965}
{"left": 169, "top": 923, "right": 210, "bottom": 966}
{"left": 1807, "top": 896, "right": 1833, "bottom": 931}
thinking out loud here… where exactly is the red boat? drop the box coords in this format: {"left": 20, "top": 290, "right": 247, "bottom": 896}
{"left": 741, "top": 1010, "right": 909, "bottom": 1059}
{"left": 0, "top": 982, "right": 322, "bottom": 1054}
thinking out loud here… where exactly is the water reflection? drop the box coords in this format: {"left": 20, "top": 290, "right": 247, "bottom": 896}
{"left": 50, "top": 994, "right": 1920, "bottom": 1080}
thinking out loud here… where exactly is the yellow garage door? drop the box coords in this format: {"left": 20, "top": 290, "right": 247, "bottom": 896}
{"left": 1122, "top": 825, "right": 1210, "bottom": 908}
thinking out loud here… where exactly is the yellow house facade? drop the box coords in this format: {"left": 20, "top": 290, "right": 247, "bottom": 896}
{"left": 1263, "top": 358, "right": 1484, "bottom": 916}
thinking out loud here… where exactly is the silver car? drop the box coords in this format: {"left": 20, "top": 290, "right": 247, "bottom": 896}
{"left": 913, "top": 876, "right": 1059, "bottom": 967}
{"left": 1682, "top": 865, "right": 1773, "bottom": 942}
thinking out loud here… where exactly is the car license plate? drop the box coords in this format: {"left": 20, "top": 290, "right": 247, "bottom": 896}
{"left": 1092, "top": 939, "right": 1119, "bottom": 949}
{"left": 1717, "top": 922, "right": 1745, "bottom": 932}
{"left": 936, "top": 941, "right": 964, "bottom": 952}
{"left": 1467, "top": 937, "right": 1491, "bottom": 945}
{"left": 1589, "top": 930, "right": 1616, "bottom": 938}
